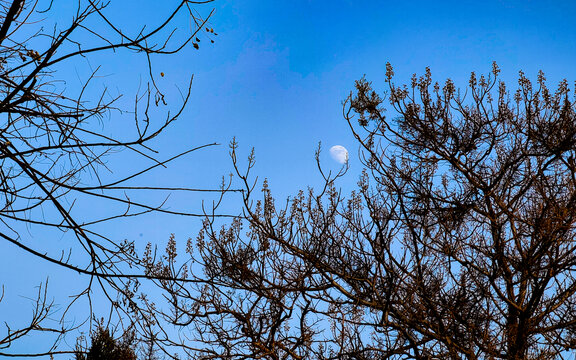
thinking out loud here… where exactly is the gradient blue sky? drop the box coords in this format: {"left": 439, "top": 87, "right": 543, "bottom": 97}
{"left": 2, "top": 0, "right": 576, "bottom": 356}
{"left": 186, "top": 0, "right": 576, "bottom": 196}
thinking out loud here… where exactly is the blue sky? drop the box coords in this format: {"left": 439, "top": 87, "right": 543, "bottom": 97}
{"left": 184, "top": 0, "right": 576, "bottom": 195}
{"left": 2, "top": 0, "right": 576, "bottom": 356}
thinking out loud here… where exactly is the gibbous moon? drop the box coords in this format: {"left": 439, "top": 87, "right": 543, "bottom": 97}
{"left": 329, "top": 145, "right": 349, "bottom": 164}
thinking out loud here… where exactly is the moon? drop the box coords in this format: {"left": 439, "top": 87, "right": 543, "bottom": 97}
{"left": 329, "top": 145, "right": 349, "bottom": 164}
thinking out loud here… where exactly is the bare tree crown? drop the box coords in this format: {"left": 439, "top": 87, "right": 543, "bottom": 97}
{"left": 142, "top": 62, "right": 576, "bottom": 359}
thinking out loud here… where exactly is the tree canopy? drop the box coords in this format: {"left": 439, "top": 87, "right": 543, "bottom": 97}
{"left": 143, "top": 62, "right": 576, "bottom": 359}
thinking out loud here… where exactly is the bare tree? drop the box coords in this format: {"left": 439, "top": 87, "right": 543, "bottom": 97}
{"left": 145, "top": 63, "right": 576, "bottom": 359}
{"left": 0, "top": 0, "right": 228, "bottom": 357}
